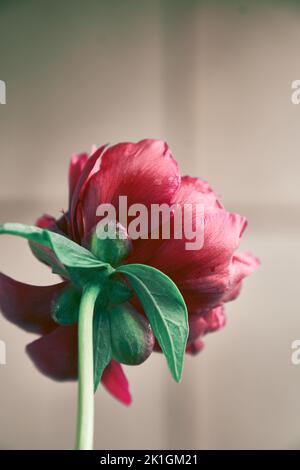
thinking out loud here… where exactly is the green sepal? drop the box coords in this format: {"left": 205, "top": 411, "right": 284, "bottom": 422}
{"left": 52, "top": 285, "right": 81, "bottom": 325}
{"left": 89, "top": 221, "right": 132, "bottom": 267}
{"left": 67, "top": 265, "right": 115, "bottom": 289}
{"left": 108, "top": 278, "right": 132, "bottom": 307}
{"left": 110, "top": 302, "right": 154, "bottom": 365}
{"left": 116, "top": 264, "right": 189, "bottom": 382}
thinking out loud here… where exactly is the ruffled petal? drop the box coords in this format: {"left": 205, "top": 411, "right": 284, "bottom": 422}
{"left": 175, "top": 175, "right": 224, "bottom": 212}
{"left": 188, "top": 306, "right": 226, "bottom": 340}
{"left": 26, "top": 325, "right": 78, "bottom": 380}
{"left": 0, "top": 273, "right": 65, "bottom": 334}
{"left": 81, "top": 139, "right": 180, "bottom": 236}
{"left": 101, "top": 360, "right": 132, "bottom": 405}
{"left": 224, "top": 251, "right": 260, "bottom": 302}
{"left": 186, "top": 339, "right": 205, "bottom": 355}
{"left": 186, "top": 306, "right": 226, "bottom": 355}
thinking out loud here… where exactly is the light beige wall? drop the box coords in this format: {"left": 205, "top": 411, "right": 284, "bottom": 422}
{"left": 0, "top": 0, "right": 300, "bottom": 449}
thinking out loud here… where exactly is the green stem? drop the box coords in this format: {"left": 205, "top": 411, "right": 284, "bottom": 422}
{"left": 75, "top": 283, "right": 101, "bottom": 450}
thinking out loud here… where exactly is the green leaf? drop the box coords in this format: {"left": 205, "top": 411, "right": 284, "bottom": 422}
{"left": 29, "top": 241, "right": 69, "bottom": 277}
{"left": 93, "top": 307, "right": 112, "bottom": 392}
{"left": 0, "top": 223, "right": 105, "bottom": 268}
{"left": 0, "top": 223, "right": 114, "bottom": 287}
{"left": 52, "top": 285, "right": 81, "bottom": 325}
{"left": 116, "top": 264, "right": 188, "bottom": 382}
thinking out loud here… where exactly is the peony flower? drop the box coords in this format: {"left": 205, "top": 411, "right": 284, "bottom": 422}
{"left": 0, "top": 139, "right": 259, "bottom": 449}
{"left": 0, "top": 140, "right": 259, "bottom": 404}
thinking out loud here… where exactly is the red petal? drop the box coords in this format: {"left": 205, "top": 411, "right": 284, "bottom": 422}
{"left": 101, "top": 360, "right": 132, "bottom": 406}
{"left": 70, "top": 145, "right": 107, "bottom": 240}
{"left": 142, "top": 212, "right": 246, "bottom": 311}
{"left": 124, "top": 175, "right": 247, "bottom": 309}
{"left": 149, "top": 211, "right": 246, "bottom": 274}
{"left": 26, "top": 325, "right": 78, "bottom": 380}
{"left": 125, "top": 174, "right": 223, "bottom": 265}
{"left": 81, "top": 139, "right": 180, "bottom": 236}
{"left": 126, "top": 175, "right": 236, "bottom": 266}
{"left": 126, "top": 177, "right": 251, "bottom": 313}
{"left": 0, "top": 273, "right": 65, "bottom": 334}
{"left": 121, "top": 174, "right": 223, "bottom": 266}
{"left": 36, "top": 214, "right": 57, "bottom": 229}
{"left": 36, "top": 213, "right": 70, "bottom": 237}
{"left": 69, "top": 153, "right": 89, "bottom": 204}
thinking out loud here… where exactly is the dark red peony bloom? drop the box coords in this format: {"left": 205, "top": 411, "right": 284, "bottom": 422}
{"left": 0, "top": 140, "right": 259, "bottom": 405}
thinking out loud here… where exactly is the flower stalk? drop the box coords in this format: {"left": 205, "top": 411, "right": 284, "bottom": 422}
{"left": 76, "top": 283, "right": 101, "bottom": 450}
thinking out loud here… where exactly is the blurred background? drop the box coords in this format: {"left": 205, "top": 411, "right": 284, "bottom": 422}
{"left": 1, "top": 0, "right": 300, "bottom": 449}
